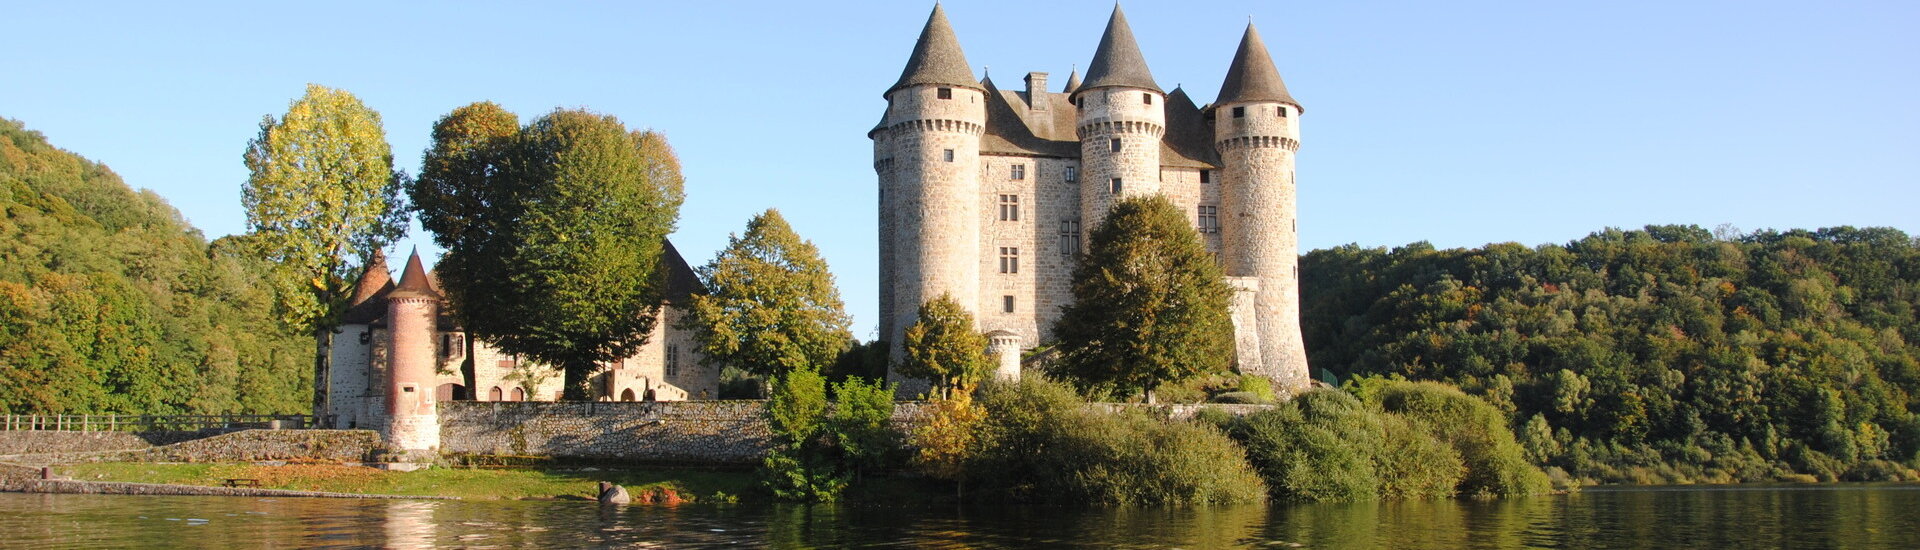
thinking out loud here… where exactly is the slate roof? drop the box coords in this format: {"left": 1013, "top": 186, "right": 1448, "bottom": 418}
{"left": 387, "top": 249, "right": 442, "bottom": 300}
{"left": 887, "top": 4, "right": 980, "bottom": 96}
{"left": 1062, "top": 68, "right": 1082, "bottom": 94}
{"left": 1215, "top": 23, "right": 1302, "bottom": 111}
{"left": 341, "top": 239, "right": 704, "bottom": 326}
{"left": 979, "top": 78, "right": 1216, "bottom": 169}
{"left": 1077, "top": 6, "right": 1161, "bottom": 94}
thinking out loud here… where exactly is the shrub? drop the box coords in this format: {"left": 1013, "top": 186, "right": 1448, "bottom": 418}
{"left": 829, "top": 376, "right": 899, "bottom": 478}
{"left": 1361, "top": 380, "right": 1551, "bottom": 497}
{"left": 1228, "top": 390, "right": 1385, "bottom": 502}
{"left": 967, "top": 377, "right": 1265, "bottom": 505}
{"left": 760, "top": 367, "right": 844, "bottom": 501}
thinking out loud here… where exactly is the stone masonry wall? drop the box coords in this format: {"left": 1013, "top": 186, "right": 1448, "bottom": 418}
{"left": 0, "top": 430, "right": 216, "bottom": 455}
{"left": 439, "top": 401, "right": 777, "bottom": 464}
{"left": 0, "top": 430, "right": 379, "bottom": 467}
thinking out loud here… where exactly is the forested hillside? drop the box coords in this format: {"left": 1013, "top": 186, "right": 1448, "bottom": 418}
{"left": 1302, "top": 225, "right": 1920, "bottom": 483}
{"left": 0, "top": 118, "right": 306, "bottom": 415}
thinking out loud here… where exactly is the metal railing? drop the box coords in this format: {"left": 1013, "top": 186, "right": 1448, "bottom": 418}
{"left": 0, "top": 414, "right": 324, "bottom": 432}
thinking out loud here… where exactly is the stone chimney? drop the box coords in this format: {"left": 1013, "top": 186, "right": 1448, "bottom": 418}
{"left": 1024, "top": 72, "right": 1049, "bottom": 110}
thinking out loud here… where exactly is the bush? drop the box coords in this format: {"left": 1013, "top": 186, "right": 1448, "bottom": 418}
{"left": 967, "top": 377, "right": 1266, "bottom": 505}
{"left": 1359, "top": 380, "right": 1551, "bottom": 497}
{"left": 760, "top": 368, "right": 844, "bottom": 501}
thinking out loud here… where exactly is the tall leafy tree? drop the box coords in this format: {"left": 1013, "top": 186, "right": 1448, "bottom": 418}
{"left": 425, "top": 108, "right": 684, "bottom": 399}
{"left": 1049, "top": 195, "right": 1236, "bottom": 401}
{"left": 898, "top": 293, "right": 989, "bottom": 398}
{"left": 684, "top": 209, "right": 853, "bottom": 377}
{"left": 241, "top": 84, "right": 407, "bottom": 418}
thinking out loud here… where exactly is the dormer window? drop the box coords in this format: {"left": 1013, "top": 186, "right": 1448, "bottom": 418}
{"left": 937, "top": 87, "right": 953, "bottom": 100}
{"left": 1232, "top": 106, "right": 1245, "bottom": 118}
{"left": 1143, "top": 93, "right": 1153, "bottom": 105}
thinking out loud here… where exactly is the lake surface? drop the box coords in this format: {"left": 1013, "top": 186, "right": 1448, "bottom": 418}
{"left": 1, "top": 484, "right": 1916, "bottom": 548}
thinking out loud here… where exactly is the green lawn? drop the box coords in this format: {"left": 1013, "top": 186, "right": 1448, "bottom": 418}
{"left": 56, "top": 462, "right": 757, "bottom": 502}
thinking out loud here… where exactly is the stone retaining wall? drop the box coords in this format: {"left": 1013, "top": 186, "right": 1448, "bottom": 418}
{"left": 0, "top": 430, "right": 379, "bottom": 467}
{"left": 439, "top": 401, "right": 776, "bottom": 464}
{"left": 0, "top": 430, "right": 219, "bottom": 455}
{"left": 0, "top": 479, "right": 453, "bottom": 499}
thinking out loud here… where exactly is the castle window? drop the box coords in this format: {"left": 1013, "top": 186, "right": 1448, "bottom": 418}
{"left": 1109, "top": 178, "right": 1122, "bottom": 195}
{"left": 1232, "top": 106, "right": 1245, "bottom": 118}
{"left": 999, "top": 194, "right": 1020, "bottom": 221}
{"left": 1278, "top": 106, "right": 1288, "bottom": 118}
{"left": 1143, "top": 93, "right": 1153, "bottom": 105}
{"left": 1010, "top": 164, "right": 1026, "bottom": 180}
{"left": 1200, "top": 170, "right": 1212, "bottom": 184}
{"left": 510, "top": 387, "right": 526, "bottom": 402}
{"left": 937, "top": 87, "right": 952, "bottom": 100}
{"left": 666, "top": 344, "right": 680, "bottom": 377}
{"left": 943, "top": 149, "right": 955, "bottom": 162}
{"left": 1060, "top": 220, "right": 1080, "bottom": 256}
{"left": 1198, "top": 206, "right": 1220, "bottom": 234}
{"left": 1003, "top": 295, "right": 1016, "bottom": 313}
{"left": 1109, "top": 138, "right": 1121, "bottom": 152}
{"left": 1065, "top": 166, "right": 1078, "bottom": 183}
{"left": 999, "top": 247, "right": 1020, "bottom": 274}
{"left": 488, "top": 386, "right": 503, "bottom": 401}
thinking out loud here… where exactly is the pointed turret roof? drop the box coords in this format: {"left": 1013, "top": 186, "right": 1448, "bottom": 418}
{"left": 348, "top": 250, "right": 394, "bottom": 307}
{"left": 1216, "top": 23, "right": 1301, "bottom": 111}
{"left": 887, "top": 4, "right": 980, "bottom": 96}
{"left": 1062, "top": 67, "right": 1082, "bottom": 94}
{"left": 388, "top": 248, "right": 442, "bottom": 300}
{"left": 1078, "top": 5, "right": 1161, "bottom": 94}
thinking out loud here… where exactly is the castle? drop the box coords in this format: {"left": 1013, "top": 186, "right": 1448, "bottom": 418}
{"left": 326, "top": 244, "right": 716, "bottom": 451}
{"left": 874, "top": 6, "right": 1311, "bottom": 392}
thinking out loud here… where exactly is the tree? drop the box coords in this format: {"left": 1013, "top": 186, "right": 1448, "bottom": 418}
{"left": 1049, "top": 195, "right": 1236, "bottom": 402}
{"left": 241, "top": 84, "right": 407, "bottom": 418}
{"left": 761, "top": 367, "right": 845, "bottom": 501}
{"left": 684, "top": 209, "right": 853, "bottom": 377}
{"left": 898, "top": 293, "right": 989, "bottom": 398}
{"left": 911, "top": 383, "right": 986, "bottom": 497}
{"left": 416, "top": 108, "right": 684, "bottom": 399}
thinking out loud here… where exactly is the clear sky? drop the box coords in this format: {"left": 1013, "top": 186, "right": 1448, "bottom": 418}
{"left": 5, "top": 1, "right": 1915, "bottom": 340}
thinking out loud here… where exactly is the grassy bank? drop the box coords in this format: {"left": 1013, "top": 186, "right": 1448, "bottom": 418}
{"left": 54, "top": 463, "right": 758, "bottom": 502}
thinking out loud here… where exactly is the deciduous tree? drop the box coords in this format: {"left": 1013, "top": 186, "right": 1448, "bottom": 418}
{"left": 898, "top": 293, "right": 989, "bottom": 398}
{"left": 1049, "top": 195, "right": 1236, "bottom": 401}
{"left": 241, "top": 84, "right": 407, "bottom": 417}
{"left": 684, "top": 209, "right": 853, "bottom": 377}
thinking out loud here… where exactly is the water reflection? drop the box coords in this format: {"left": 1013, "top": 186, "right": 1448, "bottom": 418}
{"left": 0, "top": 484, "right": 1917, "bottom": 548}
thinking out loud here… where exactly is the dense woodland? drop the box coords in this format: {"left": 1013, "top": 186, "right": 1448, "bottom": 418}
{"left": 0, "top": 118, "right": 308, "bottom": 415}
{"left": 1301, "top": 226, "right": 1920, "bottom": 482}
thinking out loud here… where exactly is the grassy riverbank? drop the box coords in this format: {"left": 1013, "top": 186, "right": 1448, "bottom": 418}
{"left": 53, "top": 463, "right": 760, "bottom": 502}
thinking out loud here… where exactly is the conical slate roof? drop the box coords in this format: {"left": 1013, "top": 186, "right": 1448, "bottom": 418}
{"left": 388, "top": 248, "right": 441, "bottom": 300}
{"left": 887, "top": 4, "right": 980, "bottom": 96}
{"left": 1078, "top": 5, "right": 1161, "bottom": 94}
{"left": 348, "top": 249, "right": 393, "bottom": 307}
{"left": 1062, "top": 68, "right": 1082, "bottom": 94}
{"left": 1216, "top": 23, "right": 1301, "bottom": 111}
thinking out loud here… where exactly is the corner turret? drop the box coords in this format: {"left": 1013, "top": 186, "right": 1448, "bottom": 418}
{"left": 1073, "top": 4, "right": 1166, "bottom": 228}
{"left": 1211, "top": 23, "right": 1309, "bottom": 394}
{"left": 876, "top": 4, "right": 987, "bottom": 390}
{"left": 383, "top": 248, "right": 442, "bottom": 455}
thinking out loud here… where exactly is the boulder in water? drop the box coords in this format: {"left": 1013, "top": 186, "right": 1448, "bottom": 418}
{"left": 597, "top": 481, "right": 632, "bottom": 505}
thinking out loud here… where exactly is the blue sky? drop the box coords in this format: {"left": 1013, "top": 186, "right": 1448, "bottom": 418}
{"left": 5, "top": 1, "right": 1915, "bottom": 339}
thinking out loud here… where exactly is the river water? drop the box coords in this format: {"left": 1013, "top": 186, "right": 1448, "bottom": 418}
{"left": 2, "top": 484, "right": 1916, "bottom": 548}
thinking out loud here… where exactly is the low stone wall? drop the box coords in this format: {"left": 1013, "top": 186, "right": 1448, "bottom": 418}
{"left": 0, "top": 430, "right": 379, "bottom": 467}
{"left": 439, "top": 401, "right": 774, "bottom": 464}
{"left": 0, "top": 430, "right": 218, "bottom": 455}
{"left": 0, "top": 479, "right": 453, "bottom": 499}
{"left": 1089, "top": 403, "right": 1273, "bottom": 421}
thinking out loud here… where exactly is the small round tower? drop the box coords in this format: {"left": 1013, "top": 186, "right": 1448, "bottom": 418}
{"left": 383, "top": 249, "right": 442, "bottom": 453}
{"left": 877, "top": 5, "right": 987, "bottom": 384}
{"left": 1072, "top": 5, "right": 1165, "bottom": 229}
{"left": 1212, "top": 24, "right": 1310, "bottom": 393}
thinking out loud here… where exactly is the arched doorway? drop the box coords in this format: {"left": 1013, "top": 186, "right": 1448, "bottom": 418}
{"left": 488, "top": 387, "right": 503, "bottom": 401}
{"left": 510, "top": 387, "right": 526, "bottom": 402}
{"left": 620, "top": 389, "right": 636, "bottom": 402}
{"left": 434, "top": 383, "right": 465, "bottom": 401}
{"left": 644, "top": 389, "right": 657, "bottom": 402}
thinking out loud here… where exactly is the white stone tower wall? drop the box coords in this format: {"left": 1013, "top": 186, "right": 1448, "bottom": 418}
{"left": 874, "top": 131, "right": 898, "bottom": 344}
{"left": 883, "top": 84, "right": 986, "bottom": 383}
{"left": 1075, "top": 87, "right": 1165, "bottom": 229}
{"left": 383, "top": 296, "right": 440, "bottom": 452}
{"left": 1215, "top": 101, "right": 1309, "bottom": 392}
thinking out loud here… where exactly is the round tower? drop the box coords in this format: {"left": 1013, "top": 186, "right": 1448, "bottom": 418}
{"left": 383, "top": 250, "right": 442, "bottom": 454}
{"left": 1072, "top": 5, "right": 1165, "bottom": 229}
{"left": 878, "top": 5, "right": 986, "bottom": 386}
{"left": 1212, "top": 24, "right": 1310, "bottom": 393}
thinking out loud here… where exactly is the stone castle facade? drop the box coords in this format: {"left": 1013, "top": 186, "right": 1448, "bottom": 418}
{"left": 326, "top": 244, "right": 716, "bottom": 451}
{"left": 874, "top": 6, "right": 1311, "bottom": 392}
